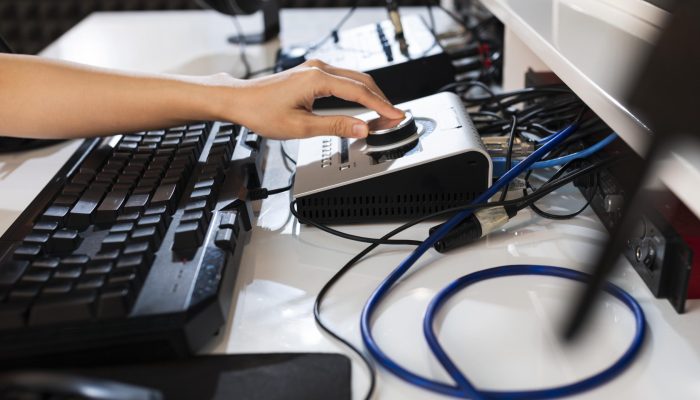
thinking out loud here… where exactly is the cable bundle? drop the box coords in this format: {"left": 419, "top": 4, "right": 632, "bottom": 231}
{"left": 294, "top": 91, "right": 643, "bottom": 399}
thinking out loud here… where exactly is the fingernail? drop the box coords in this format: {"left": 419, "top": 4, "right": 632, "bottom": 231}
{"left": 352, "top": 123, "right": 368, "bottom": 138}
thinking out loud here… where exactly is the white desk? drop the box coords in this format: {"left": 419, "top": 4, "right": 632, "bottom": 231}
{"left": 2, "top": 7, "right": 700, "bottom": 400}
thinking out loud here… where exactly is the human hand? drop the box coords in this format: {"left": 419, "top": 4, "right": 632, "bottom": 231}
{"left": 212, "top": 59, "right": 405, "bottom": 139}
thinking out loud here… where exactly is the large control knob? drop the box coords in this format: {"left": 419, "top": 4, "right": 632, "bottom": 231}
{"left": 365, "top": 111, "right": 421, "bottom": 160}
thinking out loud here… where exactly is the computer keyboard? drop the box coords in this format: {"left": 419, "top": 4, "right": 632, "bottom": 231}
{"left": 0, "top": 122, "right": 264, "bottom": 366}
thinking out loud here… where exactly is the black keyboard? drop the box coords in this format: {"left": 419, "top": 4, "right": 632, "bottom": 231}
{"left": 0, "top": 122, "right": 264, "bottom": 366}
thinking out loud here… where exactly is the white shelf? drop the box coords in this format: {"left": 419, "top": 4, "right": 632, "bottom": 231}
{"left": 480, "top": 0, "right": 669, "bottom": 155}
{"left": 479, "top": 0, "right": 700, "bottom": 218}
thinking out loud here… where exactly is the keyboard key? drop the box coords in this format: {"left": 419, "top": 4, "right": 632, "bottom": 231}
{"left": 53, "top": 268, "right": 82, "bottom": 280}
{"left": 131, "top": 226, "right": 160, "bottom": 248}
{"left": 151, "top": 183, "right": 177, "bottom": 209}
{"left": 117, "top": 142, "right": 138, "bottom": 152}
{"left": 53, "top": 194, "right": 79, "bottom": 206}
{"left": 84, "top": 262, "right": 112, "bottom": 276}
{"left": 190, "top": 188, "right": 213, "bottom": 202}
{"left": 49, "top": 229, "right": 81, "bottom": 252}
{"left": 123, "top": 242, "right": 150, "bottom": 255}
{"left": 144, "top": 205, "right": 168, "bottom": 216}
{"left": 94, "top": 171, "right": 117, "bottom": 184}
{"left": 95, "top": 189, "right": 130, "bottom": 224}
{"left": 13, "top": 245, "right": 42, "bottom": 260}
{"left": 29, "top": 291, "right": 97, "bottom": 326}
{"left": 33, "top": 221, "right": 59, "bottom": 233}
{"left": 80, "top": 146, "right": 112, "bottom": 174}
{"left": 160, "top": 139, "right": 180, "bottom": 148}
{"left": 67, "top": 184, "right": 108, "bottom": 229}
{"left": 124, "top": 193, "right": 150, "bottom": 214}
{"left": 215, "top": 228, "right": 236, "bottom": 252}
{"left": 122, "top": 135, "right": 143, "bottom": 143}
{"left": 137, "top": 215, "right": 167, "bottom": 237}
{"left": 24, "top": 232, "right": 51, "bottom": 247}
{"left": 62, "top": 183, "right": 86, "bottom": 196}
{"left": 41, "top": 205, "right": 70, "bottom": 224}
{"left": 244, "top": 132, "right": 262, "bottom": 150}
{"left": 110, "top": 222, "right": 135, "bottom": 234}
{"left": 0, "top": 260, "right": 29, "bottom": 285}
{"left": 75, "top": 276, "right": 105, "bottom": 291}
{"left": 108, "top": 272, "right": 140, "bottom": 288}
{"left": 92, "top": 250, "right": 120, "bottom": 264}
{"left": 42, "top": 279, "right": 74, "bottom": 295}
{"left": 9, "top": 284, "right": 41, "bottom": 301}
{"left": 181, "top": 210, "right": 205, "bottom": 224}
{"left": 102, "top": 233, "right": 128, "bottom": 251}
{"left": 218, "top": 211, "right": 239, "bottom": 231}
{"left": 97, "top": 286, "right": 132, "bottom": 319}
{"left": 116, "top": 211, "right": 141, "bottom": 222}
{"left": 30, "top": 258, "right": 60, "bottom": 270}
{"left": 71, "top": 171, "right": 94, "bottom": 185}
{"left": 173, "top": 222, "right": 203, "bottom": 251}
{"left": 185, "top": 200, "right": 209, "bottom": 213}
{"left": 60, "top": 255, "right": 90, "bottom": 268}
{"left": 115, "top": 254, "right": 152, "bottom": 277}
{"left": 20, "top": 270, "right": 51, "bottom": 283}
{"left": 194, "top": 179, "right": 215, "bottom": 190}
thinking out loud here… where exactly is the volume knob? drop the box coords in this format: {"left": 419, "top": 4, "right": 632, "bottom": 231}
{"left": 366, "top": 112, "right": 417, "bottom": 147}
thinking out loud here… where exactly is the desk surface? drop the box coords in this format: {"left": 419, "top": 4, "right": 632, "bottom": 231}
{"left": 1, "top": 8, "right": 699, "bottom": 400}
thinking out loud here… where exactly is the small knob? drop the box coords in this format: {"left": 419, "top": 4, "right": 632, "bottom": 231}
{"left": 365, "top": 112, "right": 417, "bottom": 147}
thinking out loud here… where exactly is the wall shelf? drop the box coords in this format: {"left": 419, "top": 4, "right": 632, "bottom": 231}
{"left": 478, "top": 0, "right": 700, "bottom": 217}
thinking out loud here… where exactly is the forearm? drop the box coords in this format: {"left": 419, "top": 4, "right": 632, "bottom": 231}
{"left": 0, "top": 54, "right": 232, "bottom": 138}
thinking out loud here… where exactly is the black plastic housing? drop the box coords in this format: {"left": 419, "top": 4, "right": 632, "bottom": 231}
{"left": 295, "top": 151, "right": 490, "bottom": 224}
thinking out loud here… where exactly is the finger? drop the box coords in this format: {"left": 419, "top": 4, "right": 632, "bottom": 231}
{"left": 318, "top": 73, "right": 405, "bottom": 120}
{"left": 322, "top": 66, "right": 388, "bottom": 101}
{"left": 301, "top": 114, "right": 369, "bottom": 138}
{"left": 304, "top": 59, "right": 391, "bottom": 102}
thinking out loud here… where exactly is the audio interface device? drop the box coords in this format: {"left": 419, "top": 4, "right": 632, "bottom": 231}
{"left": 278, "top": 15, "right": 455, "bottom": 108}
{"left": 293, "top": 92, "right": 492, "bottom": 224}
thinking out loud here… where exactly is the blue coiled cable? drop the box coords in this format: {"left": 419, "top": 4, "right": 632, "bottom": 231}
{"left": 423, "top": 265, "right": 646, "bottom": 399}
{"left": 359, "top": 122, "right": 646, "bottom": 398}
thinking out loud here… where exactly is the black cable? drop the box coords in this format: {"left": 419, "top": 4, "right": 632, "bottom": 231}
{"left": 0, "top": 34, "right": 14, "bottom": 53}
{"left": 426, "top": 0, "right": 436, "bottom": 34}
{"left": 280, "top": 141, "right": 297, "bottom": 166}
{"left": 311, "top": 155, "right": 617, "bottom": 400}
{"left": 516, "top": 157, "right": 617, "bottom": 210}
{"left": 247, "top": 65, "right": 276, "bottom": 77}
{"left": 290, "top": 200, "right": 423, "bottom": 246}
{"left": 249, "top": 172, "right": 296, "bottom": 200}
{"left": 305, "top": 0, "right": 359, "bottom": 55}
{"left": 528, "top": 172, "right": 597, "bottom": 220}
{"left": 522, "top": 158, "right": 600, "bottom": 220}
{"left": 499, "top": 115, "right": 518, "bottom": 202}
{"left": 462, "top": 86, "right": 573, "bottom": 106}
{"left": 229, "top": 11, "right": 253, "bottom": 79}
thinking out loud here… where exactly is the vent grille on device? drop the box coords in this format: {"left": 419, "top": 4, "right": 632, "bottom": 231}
{"left": 297, "top": 192, "right": 477, "bottom": 222}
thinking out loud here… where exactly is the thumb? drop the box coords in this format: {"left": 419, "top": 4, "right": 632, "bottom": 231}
{"left": 304, "top": 115, "right": 369, "bottom": 138}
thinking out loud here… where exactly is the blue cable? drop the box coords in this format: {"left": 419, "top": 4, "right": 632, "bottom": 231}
{"left": 360, "top": 124, "right": 645, "bottom": 398}
{"left": 423, "top": 265, "right": 646, "bottom": 399}
{"left": 529, "top": 133, "right": 617, "bottom": 170}
{"left": 491, "top": 133, "right": 618, "bottom": 177}
{"left": 360, "top": 123, "right": 578, "bottom": 397}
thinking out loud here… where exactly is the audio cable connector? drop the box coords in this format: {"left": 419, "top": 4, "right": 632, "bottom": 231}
{"left": 430, "top": 205, "right": 516, "bottom": 253}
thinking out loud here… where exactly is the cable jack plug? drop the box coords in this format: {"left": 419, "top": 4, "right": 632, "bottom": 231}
{"left": 248, "top": 187, "right": 271, "bottom": 200}
{"left": 430, "top": 206, "right": 516, "bottom": 253}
